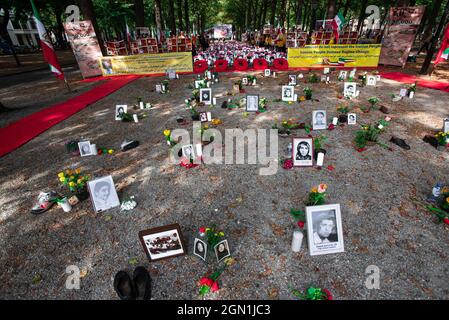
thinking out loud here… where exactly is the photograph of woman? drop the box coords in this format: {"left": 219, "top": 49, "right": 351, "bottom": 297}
{"left": 293, "top": 137, "right": 313, "bottom": 166}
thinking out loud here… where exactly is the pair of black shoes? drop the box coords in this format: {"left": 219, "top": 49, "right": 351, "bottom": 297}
{"left": 113, "top": 266, "right": 151, "bottom": 300}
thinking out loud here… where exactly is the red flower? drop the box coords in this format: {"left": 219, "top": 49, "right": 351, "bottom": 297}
{"left": 328, "top": 124, "right": 335, "bottom": 131}
{"left": 443, "top": 218, "right": 449, "bottom": 225}
{"left": 199, "top": 227, "right": 206, "bottom": 233}
{"left": 357, "top": 148, "right": 367, "bottom": 152}
{"left": 327, "top": 165, "right": 335, "bottom": 171}
{"left": 211, "top": 281, "right": 220, "bottom": 292}
{"left": 323, "top": 289, "right": 333, "bottom": 300}
{"left": 200, "top": 277, "right": 213, "bottom": 287}
{"left": 282, "top": 159, "right": 293, "bottom": 170}
{"left": 98, "top": 149, "right": 103, "bottom": 155}
{"left": 297, "top": 221, "right": 305, "bottom": 228}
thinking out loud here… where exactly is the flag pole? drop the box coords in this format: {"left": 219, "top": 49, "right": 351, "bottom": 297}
{"left": 64, "top": 77, "right": 72, "bottom": 92}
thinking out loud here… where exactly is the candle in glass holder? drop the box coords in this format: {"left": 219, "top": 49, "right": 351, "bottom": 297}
{"left": 292, "top": 230, "right": 303, "bottom": 252}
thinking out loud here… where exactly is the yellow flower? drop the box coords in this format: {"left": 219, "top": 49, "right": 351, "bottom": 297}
{"left": 299, "top": 96, "right": 306, "bottom": 101}
{"left": 77, "top": 179, "right": 83, "bottom": 184}
{"left": 70, "top": 176, "right": 75, "bottom": 180}
{"left": 311, "top": 187, "right": 318, "bottom": 193}
{"left": 75, "top": 168, "right": 81, "bottom": 174}
{"left": 442, "top": 187, "right": 449, "bottom": 194}
{"left": 57, "top": 172, "right": 64, "bottom": 178}
{"left": 203, "top": 125, "right": 209, "bottom": 130}
{"left": 68, "top": 181, "right": 76, "bottom": 187}
{"left": 65, "top": 169, "right": 72, "bottom": 175}
{"left": 59, "top": 177, "right": 65, "bottom": 182}
{"left": 446, "top": 197, "right": 449, "bottom": 204}
{"left": 108, "top": 149, "right": 114, "bottom": 154}
{"left": 163, "top": 129, "right": 171, "bottom": 137}
{"left": 211, "top": 119, "right": 222, "bottom": 125}
{"left": 206, "top": 228, "right": 210, "bottom": 232}
{"left": 219, "top": 232, "right": 224, "bottom": 237}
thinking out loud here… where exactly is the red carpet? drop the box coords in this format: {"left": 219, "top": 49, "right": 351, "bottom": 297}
{"left": 380, "top": 72, "right": 449, "bottom": 92}
{"left": 0, "top": 75, "right": 138, "bottom": 158}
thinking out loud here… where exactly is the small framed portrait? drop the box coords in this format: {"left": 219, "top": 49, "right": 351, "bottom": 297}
{"left": 312, "top": 110, "right": 327, "bottom": 130}
{"left": 115, "top": 104, "right": 127, "bottom": 120}
{"left": 214, "top": 239, "right": 231, "bottom": 263}
{"left": 78, "top": 141, "right": 94, "bottom": 157}
{"left": 349, "top": 68, "right": 357, "bottom": 78}
{"left": 292, "top": 137, "right": 313, "bottom": 167}
{"left": 155, "top": 84, "right": 162, "bottom": 93}
{"left": 199, "top": 111, "right": 208, "bottom": 123}
{"left": 200, "top": 88, "right": 212, "bottom": 105}
{"left": 338, "top": 70, "right": 347, "bottom": 80}
{"left": 347, "top": 113, "right": 357, "bottom": 125}
{"left": 399, "top": 88, "right": 408, "bottom": 97}
{"left": 281, "top": 85, "right": 295, "bottom": 102}
{"left": 288, "top": 74, "right": 297, "bottom": 86}
{"left": 242, "top": 77, "right": 248, "bottom": 85}
{"left": 306, "top": 204, "right": 345, "bottom": 256}
{"left": 182, "top": 144, "right": 196, "bottom": 159}
{"left": 193, "top": 238, "right": 207, "bottom": 261}
{"left": 87, "top": 175, "right": 120, "bottom": 213}
{"left": 367, "top": 75, "right": 377, "bottom": 86}
{"left": 167, "top": 68, "right": 177, "bottom": 79}
{"left": 246, "top": 94, "right": 259, "bottom": 112}
{"left": 194, "top": 80, "right": 203, "bottom": 89}
{"left": 444, "top": 119, "right": 449, "bottom": 133}
{"left": 138, "top": 224, "right": 186, "bottom": 262}
{"left": 323, "top": 67, "right": 330, "bottom": 74}
{"left": 343, "top": 82, "right": 357, "bottom": 98}
{"left": 264, "top": 69, "right": 271, "bottom": 77}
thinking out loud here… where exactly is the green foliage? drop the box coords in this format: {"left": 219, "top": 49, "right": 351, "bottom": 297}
{"left": 303, "top": 87, "right": 312, "bottom": 100}
{"left": 308, "top": 73, "right": 319, "bottom": 83}
{"left": 314, "top": 134, "right": 327, "bottom": 150}
{"left": 337, "top": 105, "right": 349, "bottom": 114}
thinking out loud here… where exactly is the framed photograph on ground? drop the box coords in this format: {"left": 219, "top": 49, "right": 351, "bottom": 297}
{"left": 323, "top": 67, "right": 330, "bottom": 74}
{"left": 78, "top": 141, "right": 94, "bottom": 157}
{"left": 338, "top": 70, "right": 347, "bottom": 80}
{"left": 281, "top": 85, "right": 295, "bottom": 102}
{"left": 288, "top": 74, "right": 297, "bottom": 86}
{"left": 343, "top": 82, "right": 357, "bottom": 98}
{"left": 246, "top": 94, "right": 259, "bottom": 112}
{"left": 312, "top": 110, "right": 327, "bottom": 130}
{"left": 138, "top": 223, "right": 186, "bottom": 262}
{"left": 264, "top": 69, "right": 271, "bottom": 77}
{"left": 200, "top": 88, "right": 212, "bottom": 105}
{"left": 87, "top": 175, "right": 120, "bottom": 212}
{"left": 367, "top": 75, "right": 377, "bottom": 86}
{"left": 305, "top": 204, "right": 345, "bottom": 256}
{"left": 214, "top": 239, "right": 231, "bottom": 263}
{"left": 167, "top": 68, "right": 176, "bottom": 79}
{"left": 115, "top": 105, "right": 127, "bottom": 120}
{"left": 444, "top": 119, "right": 449, "bottom": 133}
{"left": 242, "top": 77, "right": 248, "bottom": 85}
{"left": 199, "top": 111, "right": 208, "bottom": 122}
{"left": 292, "top": 137, "right": 313, "bottom": 167}
{"left": 193, "top": 238, "right": 207, "bottom": 261}
{"left": 182, "top": 144, "right": 195, "bottom": 159}
{"left": 347, "top": 113, "right": 357, "bottom": 125}
{"left": 194, "top": 80, "right": 204, "bottom": 89}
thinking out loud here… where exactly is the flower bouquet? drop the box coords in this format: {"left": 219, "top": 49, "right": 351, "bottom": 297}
{"left": 186, "top": 99, "right": 200, "bottom": 120}
{"left": 163, "top": 129, "right": 176, "bottom": 147}
{"left": 290, "top": 286, "right": 333, "bottom": 300}
{"left": 435, "top": 132, "right": 449, "bottom": 150}
{"left": 314, "top": 134, "right": 327, "bottom": 159}
{"left": 307, "top": 183, "right": 328, "bottom": 206}
{"left": 57, "top": 169, "right": 90, "bottom": 200}
{"left": 307, "top": 73, "right": 320, "bottom": 84}
{"left": 198, "top": 257, "right": 235, "bottom": 297}
{"left": 303, "top": 87, "right": 313, "bottom": 100}
{"left": 121, "top": 196, "right": 137, "bottom": 211}
{"left": 354, "top": 119, "right": 389, "bottom": 150}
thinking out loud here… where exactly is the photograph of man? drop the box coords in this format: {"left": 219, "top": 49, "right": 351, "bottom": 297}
{"left": 314, "top": 111, "right": 326, "bottom": 126}
{"left": 193, "top": 238, "right": 207, "bottom": 261}
{"left": 115, "top": 105, "right": 127, "bottom": 120}
{"left": 313, "top": 211, "right": 338, "bottom": 244}
{"left": 88, "top": 176, "right": 120, "bottom": 212}
{"left": 214, "top": 240, "right": 231, "bottom": 263}
{"left": 79, "top": 141, "right": 93, "bottom": 156}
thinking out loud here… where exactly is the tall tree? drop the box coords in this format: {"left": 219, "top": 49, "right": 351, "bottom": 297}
{"left": 154, "top": 0, "right": 163, "bottom": 37}
{"left": 78, "top": 0, "right": 106, "bottom": 55}
{"left": 326, "top": 0, "right": 336, "bottom": 18}
{"left": 422, "top": 0, "right": 443, "bottom": 42}
{"left": 420, "top": 0, "right": 449, "bottom": 74}
{"left": 168, "top": 0, "right": 176, "bottom": 35}
{"left": 261, "top": 0, "right": 268, "bottom": 28}
{"left": 356, "top": 0, "right": 368, "bottom": 34}
{"left": 279, "top": 0, "right": 287, "bottom": 28}
{"left": 176, "top": 0, "right": 183, "bottom": 31}
{"left": 270, "top": 0, "right": 278, "bottom": 25}
{"left": 134, "top": 0, "right": 145, "bottom": 27}
{"left": 184, "top": 0, "right": 190, "bottom": 33}
{"left": 295, "top": 0, "right": 303, "bottom": 26}
{"left": 309, "top": 0, "right": 318, "bottom": 35}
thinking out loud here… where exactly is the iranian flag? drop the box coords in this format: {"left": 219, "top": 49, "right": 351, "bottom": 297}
{"left": 434, "top": 23, "right": 449, "bottom": 65}
{"left": 30, "top": 0, "right": 64, "bottom": 80}
{"left": 331, "top": 11, "right": 345, "bottom": 42}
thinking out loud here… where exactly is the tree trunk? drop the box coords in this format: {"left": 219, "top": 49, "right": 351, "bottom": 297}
{"left": 356, "top": 0, "right": 368, "bottom": 34}
{"left": 420, "top": 0, "right": 449, "bottom": 74}
{"left": 261, "top": 0, "right": 268, "bottom": 28}
{"left": 296, "top": 0, "right": 303, "bottom": 26}
{"left": 302, "top": 0, "right": 309, "bottom": 30}
{"left": 327, "top": 0, "right": 336, "bottom": 18}
{"left": 154, "top": 0, "right": 163, "bottom": 38}
{"left": 134, "top": 0, "right": 145, "bottom": 27}
{"left": 184, "top": 0, "right": 190, "bottom": 33}
{"left": 270, "top": 0, "right": 278, "bottom": 25}
{"left": 54, "top": 6, "right": 65, "bottom": 48}
{"left": 421, "top": 0, "right": 443, "bottom": 42}
{"left": 279, "top": 0, "right": 287, "bottom": 28}
{"left": 309, "top": 0, "right": 318, "bottom": 35}
{"left": 78, "top": 0, "right": 106, "bottom": 55}
{"left": 168, "top": 0, "right": 176, "bottom": 35}
{"left": 176, "top": 0, "right": 183, "bottom": 31}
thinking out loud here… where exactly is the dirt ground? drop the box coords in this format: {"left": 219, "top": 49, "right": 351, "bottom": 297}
{"left": 0, "top": 68, "right": 448, "bottom": 300}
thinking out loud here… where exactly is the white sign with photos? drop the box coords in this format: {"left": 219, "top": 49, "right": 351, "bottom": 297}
{"left": 347, "top": 113, "right": 357, "bottom": 125}
{"left": 87, "top": 175, "right": 120, "bottom": 213}
{"left": 306, "top": 204, "right": 345, "bottom": 256}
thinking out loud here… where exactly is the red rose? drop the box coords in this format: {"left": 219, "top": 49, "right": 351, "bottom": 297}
{"left": 327, "top": 165, "right": 335, "bottom": 171}
{"left": 357, "top": 148, "right": 367, "bottom": 152}
{"left": 199, "top": 227, "right": 206, "bottom": 233}
{"left": 443, "top": 218, "right": 449, "bottom": 225}
{"left": 297, "top": 221, "right": 305, "bottom": 228}
{"left": 98, "top": 149, "right": 103, "bottom": 155}
{"left": 328, "top": 124, "right": 335, "bottom": 130}
{"left": 323, "top": 289, "right": 333, "bottom": 300}
{"left": 211, "top": 281, "right": 220, "bottom": 292}
{"left": 282, "top": 159, "right": 293, "bottom": 170}
{"left": 200, "top": 277, "right": 213, "bottom": 287}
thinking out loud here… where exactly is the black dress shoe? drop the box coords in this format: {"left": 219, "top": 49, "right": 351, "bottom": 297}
{"left": 390, "top": 136, "right": 410, "bottom": 150}
{"left": 133, "top": 266, "right": 152, "bottom": 300}
{"left": 113, "top": 271, "right": 136, "bottom": 300}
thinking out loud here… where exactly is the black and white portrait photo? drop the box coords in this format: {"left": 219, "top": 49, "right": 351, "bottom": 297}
{"left": 193, "top": 238, "right": 207, "bottom": 261}
{"left": 264, "top": 69, "right": 271, "bottom": 77}
{"left": 115, "top": 105, "right": 127, "bottom": 120}
{"left": 87, "top": 175, "right": 120, "bottom": 212}
{"left": 78, "top": 141, "right": 94, "bottom": 157}
{"left": 214, "top": 239, "right": 231, "bottom": 263}
{"left": 155, "top": 84, "right": 163, "bottom": 93}
{"left": 282, "top": 85, "right": 295, "bottom": 102}
{"left": 367, "top": 75, "right": 377, "bottom": 86}
{"left": 182, "top": 144, "right": 195, "bottom": 159}
{"left": 306, "top": 204, "right": 344, "bottom": 256}
{"left": 343, "top": 82, "right": 357, "bottom": 98}
{"left": 292, "top": 137, "right": 313, "bottom": 167}
{"left": 348, "top": 113, "right": 357, "bottom": 125}
{"left": 194, "top": 80, "right": 204, "bottom": 89}
{"left": 138, "top": 224, "right": 186, "bottom": 262}
{"left": 312, "top": 110, "right": 327, "bottom": 130}
{"left": 242, "top": 77, "right": 248, "bottom": 85}
{"left": 288, "top": 74, "right": 297, "bottom": 86}
{"left": 246, "top": 94, "right": 259, "bottom": 112}
{"left": 444, "top": 119, "right": 449, "bottom": 133}
{"left": 199, "top": 111, "right": 208, "bottom": 122}
{"left": 200, "top": 88, "right": 212, "bottom": 105}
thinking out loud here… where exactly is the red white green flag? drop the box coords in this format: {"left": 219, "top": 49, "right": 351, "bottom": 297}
{"left": 30, "top": 0, "right": 64, "bottom": 80}
{"left": 434, "top": 23, "right": 449, "bottom": 65}
{"left": 331, "top": 11, "right": 345, "bottom": 42}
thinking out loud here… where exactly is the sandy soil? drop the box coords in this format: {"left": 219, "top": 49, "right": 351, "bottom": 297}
{"left": 0, "top": 70, "right": 448, "bottom": 300}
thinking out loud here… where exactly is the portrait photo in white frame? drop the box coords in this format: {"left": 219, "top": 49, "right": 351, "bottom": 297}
{"left": 78, "top": 141, "right": 94, "bottom": 157}
{"left": 200, "top": 88, "right": 212, "bottom": 105}
{"left": 246, "top": 94, "right": 259, "bottom": 112}
{"left": 288, "top": 74, "right": 297, "bottom": 86}
{"left": 264, "top": 69, "right": 271, "bottom": 77}
{"left": 193, "top": 238, "right": 207, "bottom": 261}
{"left": 292, "top": 137, "right": 314, "bottom": 167}
{"left": 115, "top": 105, "right": 127, "bottom": 121}
{"left": 87, "top": 175, "right": 120, "bottom": 213}
{"left": 281, "top": 85, "right": 295, "bottom": 102}
{"left": 306, "top": 204, "right": 345, "bottom": 256}
{"left": 347, "top": 113, "right": 357, "bottom": 125}
{"left": 367, "top": 75, "right": 377, "bottom": 86}
{"left": 343, "top": 82, "right": 357, "bottom": 98}
{"left": 312, "top": 110, "right": 327, "bottom": 130}
{"left": 444, "top": 119, "right": 449, "bottom": 133}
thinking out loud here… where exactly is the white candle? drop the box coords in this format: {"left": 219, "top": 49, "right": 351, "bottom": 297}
{"left": 316, "top": 152, "right": 324, "bottom": 166}
{"left": 215, "top": 78, "right": 219, "bottom": 83}
{"left": 133, "top": 114, "right": 139, "bottom": 123}
{"left": 139, "top": 101, "right": 144, "bottom": 109}
{"left": 409, "top": 91, "right": 414, "bottom": 99}
{"left": 253, "top": 79, "right": 256, "bottom": 85}
{"left": 176, "top": 74, "right": 179, "bottom": 79}
{"left": 273, "top": 71, "right": 276, "bottom": 78}
{"left": 207, "top": 82, "right": 210, "bottom": 88}
{"left": 293, "top": 94, "right": 298, "bottom": 101}
{"left": 292, "top": 231, "right": 303, "bottom": 252}
{"left": 213, "top": 97, "right": 217, "bottom": 105}
{"left": 60, "top": 199, "right": 72, "bottom": 212}
{"left": 332, "top": 117, "right": 338, "bottom": 125}
{"left": 90, "top": 144, "right": 98, "bottom": 154}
